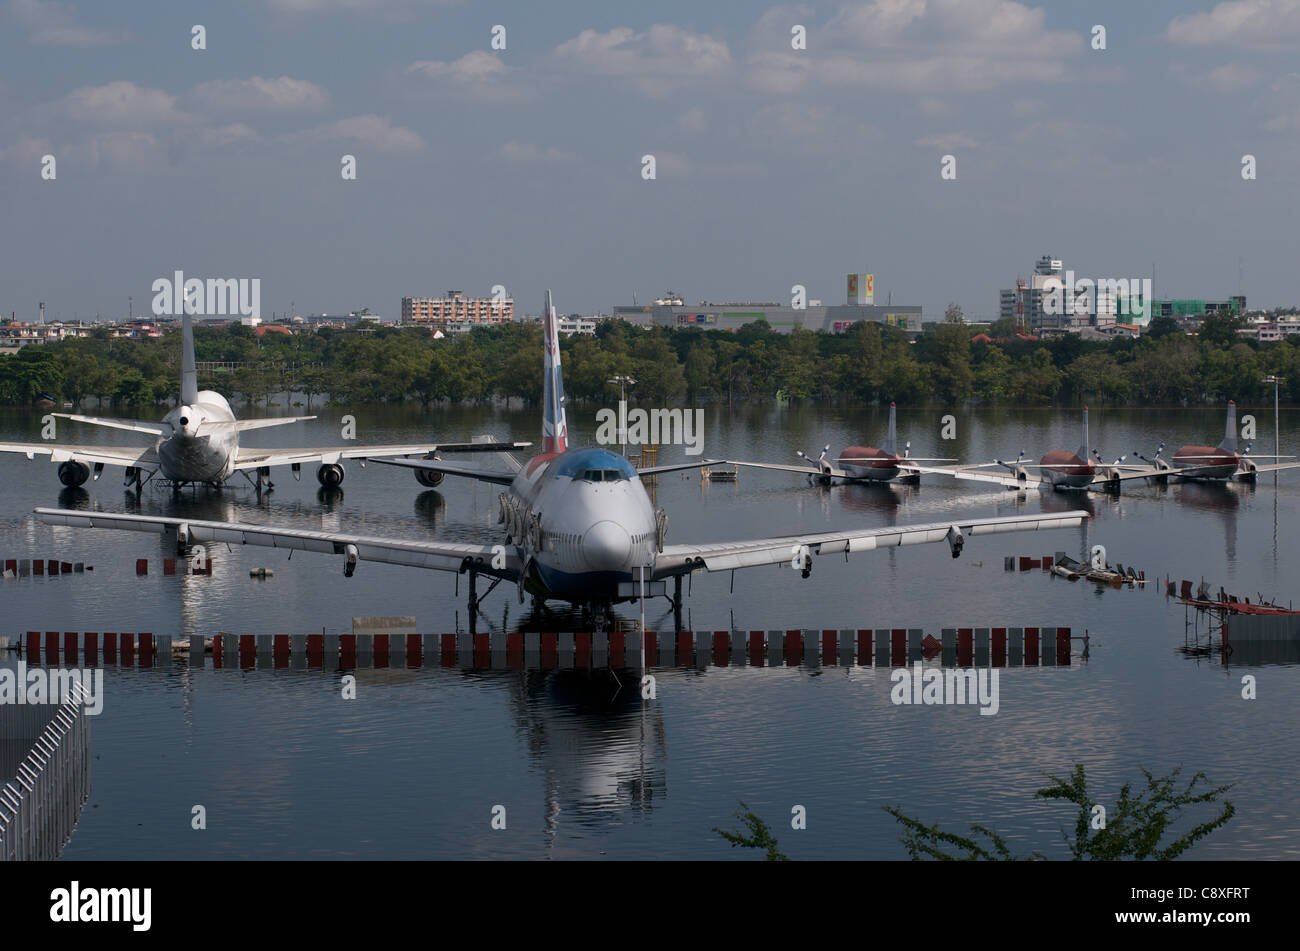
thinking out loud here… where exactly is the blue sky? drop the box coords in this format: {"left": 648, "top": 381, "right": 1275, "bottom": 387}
{"left": 2, "top": 0, "right": 1299, "bottom": 322}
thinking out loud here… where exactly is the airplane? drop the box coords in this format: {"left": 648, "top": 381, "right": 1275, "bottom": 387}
{"left": 0, "top": 308, "right": 528, "bottom": 493}
{"left": 724, "top": 403, "right": 955, "bottom": 486}
{"left": 946, "top": 407, "right": 1153, "bottom": 493}
{"left": 34, "top": 291, "right": 1089, "bottom": 621}
{"left": 1131, "top": 400, "right": 1299, "bottom": 483}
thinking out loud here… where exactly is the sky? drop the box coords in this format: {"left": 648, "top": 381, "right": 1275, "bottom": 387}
{"left": 2, "top": 0, "right": 1300, "bottom": 323}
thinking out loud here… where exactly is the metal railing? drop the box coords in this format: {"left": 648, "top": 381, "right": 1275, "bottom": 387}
{"left": 0, "top": 681, "right": 91, "bottom": 861}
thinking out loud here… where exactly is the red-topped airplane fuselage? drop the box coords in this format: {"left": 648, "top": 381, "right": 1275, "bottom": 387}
{"left": 836, "top": 446, "right": 901, "bottom": 482}
{"left": 1171, "top": 444, "right": 1238, "bottom": 480}
{"left": 1038, "top": 450, "right": 1095, "bottom": 488}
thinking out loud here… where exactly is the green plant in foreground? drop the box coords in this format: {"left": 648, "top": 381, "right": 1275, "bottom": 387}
{"left": 886, "top": 763, "right": 1235, "bottom": 861}
{"left": 714, "top": 800, "right": 789, "bottom": 861}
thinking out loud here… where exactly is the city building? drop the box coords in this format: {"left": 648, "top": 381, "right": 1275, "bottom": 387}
{"left": 1000, "top": 255, "right": 1131, "bottom": 332}
{"left": 401, "top": 291, "right": 514, "bottom": 328}
{"left": 613, "top": 274, "right": 922, "bottom": 334}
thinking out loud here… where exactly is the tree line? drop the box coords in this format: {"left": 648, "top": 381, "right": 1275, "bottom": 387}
{"left": 1, "top": 313, "right": 1297, "bottom": 410}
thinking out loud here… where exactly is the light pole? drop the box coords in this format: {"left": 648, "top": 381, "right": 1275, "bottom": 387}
{"left": 607, "top": 374, "right": 636, "bottom": 457}
{"left": 1263, "top": 375, "right": 1285, "bottom": 461}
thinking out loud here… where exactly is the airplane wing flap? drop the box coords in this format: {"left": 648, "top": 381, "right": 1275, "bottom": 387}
{"left": 32, "top": 508, "right": 521, "bottom": 579}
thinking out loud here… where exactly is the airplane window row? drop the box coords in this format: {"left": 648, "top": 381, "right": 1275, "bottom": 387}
{"left": 580, "top": 469, "right": 628, "bottom": 482}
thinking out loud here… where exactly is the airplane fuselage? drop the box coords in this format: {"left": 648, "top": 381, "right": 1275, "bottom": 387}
{"left": 506, "top": 446, "right": 659, "bottom": 603}
{"left": 836, "top": 446, "right": 901, "bottom": 482}
{"left": 1038, "top": 450, "right": 1095, "bottom": 489}
{"left": 155, "top": 390, "right": 240, "bottom": 484}
{"left": 1171, "top": 445, "right": 1238, "bottom": 480}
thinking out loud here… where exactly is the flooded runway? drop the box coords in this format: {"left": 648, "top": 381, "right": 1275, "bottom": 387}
{"left": 2, "top": 404, "right": 1297, "bottom": 859}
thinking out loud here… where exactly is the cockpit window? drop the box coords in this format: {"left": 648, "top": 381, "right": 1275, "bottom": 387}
{"left": 581, "top": 469, "right": 628, "bottom": 482}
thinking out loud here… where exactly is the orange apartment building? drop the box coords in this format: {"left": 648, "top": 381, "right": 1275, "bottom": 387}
{"left": 401, "top": 291, "right": 514, "bottom": 328}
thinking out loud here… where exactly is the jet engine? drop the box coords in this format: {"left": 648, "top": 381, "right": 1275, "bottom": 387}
{"left": 415, "top": 467, "right": 444, "bottom": 487}
{"left": 57, "top": 460, "right": 90, "bottom": 487}
{"left": 316, "top": 463, "right": 345, "bottom": 488}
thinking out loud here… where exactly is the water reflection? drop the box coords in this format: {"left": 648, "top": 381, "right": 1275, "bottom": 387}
{"left": 414, "top": 490, "right": 446, "bottom": 527}
{"left": 504, "top": 669, "right": 666, "bottom": 842}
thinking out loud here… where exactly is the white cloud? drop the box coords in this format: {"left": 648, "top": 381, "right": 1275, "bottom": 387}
{"left": 9, "top": 0, "right": 129, "bottom": 46}
{"left": 188, "top": 76, "right": 329, "bottom": 112}
{"left": 85, "top": 131, "right": 162, "bottom": 168}
{"left": 405, "top": 52, "right": 533, "bottom": 102}
{"left": 0, "top": 134, "right": 55, "bottom": 166}
{"left": 1171, "top": 62, "right": 1263, "bottom": 92}
{"left": 303, "top": 114, "right": 424, "bottom": 151}
{"left": 1263, "top": 73, "right": 1300, "bottom": 131}
{"left": 1167, "top": 0, "right": 1300, "bottom": 50}
{"left": 679, "top": 107, "right": 707, "bottom": 132}
{"left": 60, "top": 81, "right": 183, "bottom": 124}
{"left": 747, "top": 0, "right": 1082, "bottom": 94}
{"left": 499, "top": 141, "right": 576, "bottom": 164}
{"left": 266, "top": 0, "right": 457, "bottom": 13}
{"left": 648, "top": 151, "right": 691, "bottom": 176}
{"left": 915, "top": 131, "right": 979, "bottom": 150}
{"left": 201, "top": 123, "right": 260, "bottom": 147}
{"left": 554, "top": 25, "right": 732, "bottom": 98}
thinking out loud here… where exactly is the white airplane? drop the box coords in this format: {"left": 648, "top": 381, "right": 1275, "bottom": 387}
{"left": 34, "top": 292, "right": 1088, "bottom": 616}
{"left": 1, "top": 308, "right": 527, "bottom": 492}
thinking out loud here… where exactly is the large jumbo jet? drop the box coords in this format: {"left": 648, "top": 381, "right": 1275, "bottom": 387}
{"left": 1, "top": 309, "right": 526, "bottom": 492}
{"left": 35, "top": 292, "right": 1088, "bottom": 617}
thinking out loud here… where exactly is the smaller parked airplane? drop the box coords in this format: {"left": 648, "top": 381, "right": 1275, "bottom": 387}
{"left": 725, "top": 403, "right": 955, "bottom": 486}
{"left": 1131, "top": 401, "right": 1299, "bottom": 482}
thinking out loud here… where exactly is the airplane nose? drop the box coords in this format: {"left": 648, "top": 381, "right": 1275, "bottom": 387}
{"left": 582, "top": 520, "right": 631, "bottom": 570}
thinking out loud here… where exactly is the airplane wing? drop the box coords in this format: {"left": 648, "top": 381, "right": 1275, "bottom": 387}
{"left": 51, "top": 413, "right": 165, "bottom": 436}
{"left": 0, "top": 442, "right": 158, "bottom": 470}
{"left": 638, "top": 459, "right": 727, "bottom": 476}
{"left": 653, "top": 510, "right": 1088, "bottom": 576}
{"left": 725, "top": 459, "right": 846, "bottom": 478}
{"left": 363, "top": 456, "right": 518, "bottom": 486}
{"left": 32, "top": 508, "right": 521, "bottom": 580}
{"left": 232, "top": 444, "right": 512, "bottom": 469}
{"left": 1242, "top": 460, "right": 1300, "bottom": 475}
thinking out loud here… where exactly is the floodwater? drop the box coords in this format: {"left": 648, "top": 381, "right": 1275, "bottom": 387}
{"left": 1, "top": 401, "right": 1297, "bottom": 859}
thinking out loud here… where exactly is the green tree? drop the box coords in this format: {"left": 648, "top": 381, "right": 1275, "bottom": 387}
{"left": 886, "top": 763, "right": 1234, "bottom": 861}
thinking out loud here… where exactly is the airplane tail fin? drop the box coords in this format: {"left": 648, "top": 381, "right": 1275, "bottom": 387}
{"left": 1079, "top": 405, "right": 1090, "bottom": 459}
{"left": 541, "top": 290, "right": 567, "bottom": 454}
{"left": 884, "top": 402, "right": 897, "bottom": 455}
{"left": 1218, "top": 400, "right": 1238, "bottom": 453}
{"left": 181, "top": 308, "right": 199, "bottom": 406}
